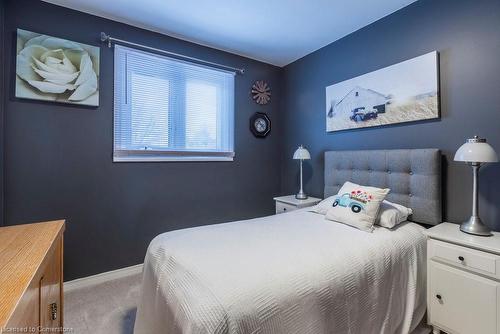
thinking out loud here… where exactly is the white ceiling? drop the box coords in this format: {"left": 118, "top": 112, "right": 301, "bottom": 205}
{"left": 42, "top": 0, "right": 418, "bottom": 67}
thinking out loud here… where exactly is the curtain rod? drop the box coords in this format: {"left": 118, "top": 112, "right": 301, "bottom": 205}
{"left": 100, "top": 32, "right": 245, "bottom": 75}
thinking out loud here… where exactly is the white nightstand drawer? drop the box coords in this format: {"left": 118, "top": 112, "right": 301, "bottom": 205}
{"left": 275, "top": 202, "right": 296, "bottom": 214}
{"left": 429, "top": 261, "right": 499, "bottom": 334}
{"left": 425, "top": 223, "right": 500, "bottom": 334}
{"left": 429, "top": 239, "right": 500, "bottom": 279}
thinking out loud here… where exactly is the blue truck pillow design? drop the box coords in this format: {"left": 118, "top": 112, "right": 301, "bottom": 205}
{"left": 332, "top": 192, "right": 371, "bottom": 213}
{"left": 325, "top": 182, "right": 390, "bottom": 232}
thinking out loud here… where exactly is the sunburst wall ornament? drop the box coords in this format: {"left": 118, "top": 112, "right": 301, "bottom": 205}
{"left": 251, "top": 80, "right": 271, "bottom": 105}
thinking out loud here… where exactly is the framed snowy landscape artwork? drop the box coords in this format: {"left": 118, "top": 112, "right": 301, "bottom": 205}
{"left": 325, "top": 51, "right": 439, "bottom": 132}
{"left": 16, "top": 29, "right": 100, "bottom": 106}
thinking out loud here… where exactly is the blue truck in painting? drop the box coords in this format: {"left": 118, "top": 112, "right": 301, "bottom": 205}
{"left": 350, "top": 107, "right": 377, "bottom": 122}
{"left": 349, "top": 104, "right": 386, "bottom": 122}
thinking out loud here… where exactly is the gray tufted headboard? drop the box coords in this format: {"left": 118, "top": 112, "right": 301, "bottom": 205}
{"left": 324, "top": 149, "right": 442, "bottom": 225}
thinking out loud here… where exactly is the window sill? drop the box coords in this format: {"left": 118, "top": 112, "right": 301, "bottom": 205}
{"left": 113, "top": 156, "right": 234, "bottom": 162}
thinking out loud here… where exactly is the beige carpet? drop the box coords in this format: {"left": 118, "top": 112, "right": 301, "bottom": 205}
{"left": 64, "top": 273, "right": 141, "bottom": 334}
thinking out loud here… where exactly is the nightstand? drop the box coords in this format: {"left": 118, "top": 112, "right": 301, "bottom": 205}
{"left": 424, "top": 223, "right": 500, "bottom": 334}
{"left": 273, "top": 195, "right": 321, "bottom": 214}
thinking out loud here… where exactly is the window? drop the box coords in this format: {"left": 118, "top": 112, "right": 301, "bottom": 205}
{"left": 114, "top": 45, "right": 235, "bottom": 162}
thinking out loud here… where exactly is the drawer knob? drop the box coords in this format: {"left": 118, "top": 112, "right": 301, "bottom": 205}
{"left": 458, "top": 256, "right": 465, "bottom": 261}
{"left": 50, "top": 302, "right": 57, "bottom": 320}
{"left": 283, "top": 208, "right": 287, "bottom": 211}
{"left": 436, "top": 294, "right": 442, "bottom": 300}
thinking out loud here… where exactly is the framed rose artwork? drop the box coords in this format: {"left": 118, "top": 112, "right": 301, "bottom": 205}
{"left": 15, "top": 29, "right": 100, "bottom": 107}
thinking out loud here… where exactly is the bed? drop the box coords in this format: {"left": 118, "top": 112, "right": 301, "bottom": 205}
{"left": 134, "top": 149, "right": 442, "bottom": 334}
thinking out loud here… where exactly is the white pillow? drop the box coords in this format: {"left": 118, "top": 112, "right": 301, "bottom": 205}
{"left": 324, "top": 182, "right": 390, "bottom": 232}
{"left": 310, "top": 195, "right": 338, "bottom": 215}
{"left": 377, "top": 200, "right": 413, "bottom": 229}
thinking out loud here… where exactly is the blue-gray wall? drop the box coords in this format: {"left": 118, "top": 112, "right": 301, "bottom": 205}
{"left": 281, "top": 0, "right": 500, "bottom": 230}
{"left": 2, "top": 0, "right": 282, "bottom": 280}
{"left": 3, "top": 0, "right": 500, "bottom": 280}
{"left": 0, "top": 0, "right": 5, "bottom": 223}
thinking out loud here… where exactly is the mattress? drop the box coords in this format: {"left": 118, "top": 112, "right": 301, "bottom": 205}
{"left": 134, "top": 209, "right": 428, "bottom": 334}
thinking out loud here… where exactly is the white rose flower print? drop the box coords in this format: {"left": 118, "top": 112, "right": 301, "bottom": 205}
{"left": 15, "top": 29, "right": 100, "bottom": 106}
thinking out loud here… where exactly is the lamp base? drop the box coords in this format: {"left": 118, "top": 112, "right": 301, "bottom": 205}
{"left": 460, "top": 216, "right": 492, "bottom": 236}
{"left": 295, "top": 191, "right": 308, "bottom": 200}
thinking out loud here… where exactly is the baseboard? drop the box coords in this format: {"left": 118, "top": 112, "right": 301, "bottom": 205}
{"left": 64, "top": 263, "right": 143, "bottom": 293}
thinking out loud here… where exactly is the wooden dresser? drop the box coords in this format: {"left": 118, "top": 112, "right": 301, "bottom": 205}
{"left": 0, "top": 220, "right": 65, "bottom": 334}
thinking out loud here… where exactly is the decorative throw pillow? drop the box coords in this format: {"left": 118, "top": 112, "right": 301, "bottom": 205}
{"left": 377, "top": 200, "right": 413, "bottom": 229}
{"left": 325, "top": 182, "right": 390, "bottom": 232}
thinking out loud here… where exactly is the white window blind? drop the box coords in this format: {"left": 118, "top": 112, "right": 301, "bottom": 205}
{"left": 114, "top": 45, "right": 235, "bottom": 162}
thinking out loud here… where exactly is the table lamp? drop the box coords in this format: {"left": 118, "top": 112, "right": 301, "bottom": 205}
{"left": 293, "top": 145, "right": 311, "bottom": 200}
{"left": 454, "top": 136, "right": 498, "bottom": 236}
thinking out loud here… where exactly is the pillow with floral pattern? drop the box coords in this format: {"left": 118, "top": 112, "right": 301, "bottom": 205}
{"left": 325, "top": 182, "right": 390, "bottom": 232}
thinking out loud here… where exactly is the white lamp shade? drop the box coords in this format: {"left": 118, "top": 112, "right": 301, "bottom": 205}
{"left": 293, "top": 146, "right": 311, "bottom": 160}
{"left": 454, "top": 138, "right": 498, "bottom": 163}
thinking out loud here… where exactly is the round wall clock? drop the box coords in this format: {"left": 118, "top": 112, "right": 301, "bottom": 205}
{"left": 250, "top": 112, "right": 271, "bottom": 138}
{"left": 251, "top": 80, "right": 271, "bottom": 105}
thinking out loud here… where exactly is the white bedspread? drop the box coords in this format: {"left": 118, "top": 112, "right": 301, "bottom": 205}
{"left": 134, "top": 209, "right": 427, "bottom": 334}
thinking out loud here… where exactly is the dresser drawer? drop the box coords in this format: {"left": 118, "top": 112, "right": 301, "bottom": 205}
{"left": 429, "top": 261, "right": 499, "bottom": 334}
{"left": 275, "top": 202, "right": 296, "bottom": 214}
{"left": 0, "top": 221, "right": 64, "bottom": 333}
{"left": 429, "top": 239, "right": 500, "bottom": 279}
